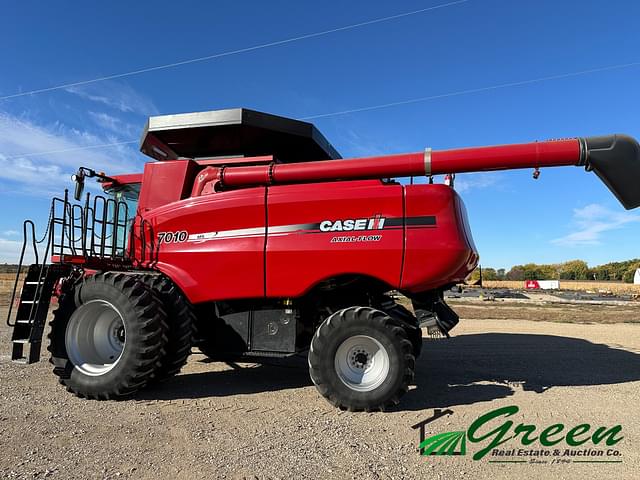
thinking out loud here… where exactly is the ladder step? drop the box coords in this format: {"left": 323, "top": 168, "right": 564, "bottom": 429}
{"left": 9, "top": 263, "right": 63, "bottom": 365}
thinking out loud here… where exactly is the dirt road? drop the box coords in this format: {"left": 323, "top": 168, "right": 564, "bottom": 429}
{"left": 1, "top": 306, "right": 639, "bottom": 479}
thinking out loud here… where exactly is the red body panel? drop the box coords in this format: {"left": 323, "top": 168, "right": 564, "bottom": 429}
{"left": 134, "top": 167, "right": 478, "bottom": 303}
{"left": 401, "top": 185, "right": 478, "bottom": 292}
{"left": 137, "top": 187, "right": 266, "bottom": 303}
{"left": 139, "top": 160, "right": 199, "bottom": 211}
{"left": 265, "top": 181, "right": 403, "bottom": 297}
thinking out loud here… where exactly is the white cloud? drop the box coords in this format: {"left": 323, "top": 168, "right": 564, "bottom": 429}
{"left": 551, "top": 203, "right": 640, "bottom": 247}
{"left": 3, "top": 230, "right": 19, "bottom": 236}
{"left": 88, "top": 111, "right": 140, "bottom": 137}
{"left": 0, "top": 155, "right": 68, "bottom": 195}
{"left": 65, "top": 81, "right": 159, "bottom": 116}
{"left": 0, "top": 236, "right": 35, "bottom": 264}
{"left": 0, "top": 111, "right": 144, "bottom": 195}
{"left": 88, "top": 111, "right": 121, "bottom": 131}
{"left": 454, "top": 173, "right": 500, "bottom": 193}
{"left": 340, "top": 129, "right": 388, "bottom": 157}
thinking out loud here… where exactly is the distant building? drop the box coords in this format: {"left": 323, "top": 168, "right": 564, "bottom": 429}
{"left": 634, "top": 268, "right": 640, "bottom": 285}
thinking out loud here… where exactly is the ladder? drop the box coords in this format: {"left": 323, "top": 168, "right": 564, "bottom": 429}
{"left": 9, "top": 264, "right": 69, "bottom": 364}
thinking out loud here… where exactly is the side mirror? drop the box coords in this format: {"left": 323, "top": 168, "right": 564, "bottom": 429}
{"left": 72, "top": 170, "right": 85, "bottom": 201}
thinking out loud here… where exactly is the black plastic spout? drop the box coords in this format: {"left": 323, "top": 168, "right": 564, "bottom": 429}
{"left": 582, "top": 134, "right": 640, "bottom": 210}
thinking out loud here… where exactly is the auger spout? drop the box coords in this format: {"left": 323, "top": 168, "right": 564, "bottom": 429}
{"left": 219, "top": 135, "right": 640, "bottom": 209}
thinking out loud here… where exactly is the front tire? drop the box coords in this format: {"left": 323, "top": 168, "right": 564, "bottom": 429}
{"left": 140, "top": 274, "right": 195, "bottom": 380}
{"left": 308, "top": 307, "right": 415, "bottom": 411}
{"left": 48, "top": 272, "right": 167, "bottom": 400}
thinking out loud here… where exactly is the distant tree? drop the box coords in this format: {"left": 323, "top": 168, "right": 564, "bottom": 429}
{"left": 558, "top": 260, "right": 589, "bottom": 280}
{"left": 475, "top": 259, "right": 640, "bottom": 284}
{"left": 520, "top": 263, "right": 556, "bottom": 280}
{"left": 466, "top": 266, "right": 498, "bottom": 283}
{"left": 623, "top": 262, "right": 640, "bottom": 283}
{"left": 506, "top": 266, "right": 525, "bottom": 281}
{"left": 482, "top": 268, "right": 498, "bottom": 281}
{"left": 588, "top": 259, "right": 640, "bottom": 282}
{"left": 539, "top": 264, "right": 559, "bottom": 280}
{"left": 589, "top": 265, "right": 610, "bottom": 281}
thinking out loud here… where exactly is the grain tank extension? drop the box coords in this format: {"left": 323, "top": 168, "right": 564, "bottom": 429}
{"left": 7, "top": 108, "right": 640, "bottom": 410}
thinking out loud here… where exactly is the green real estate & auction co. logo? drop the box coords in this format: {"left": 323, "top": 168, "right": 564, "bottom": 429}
{"left": 413, "top": 406, "right": 623, "bottom": 463}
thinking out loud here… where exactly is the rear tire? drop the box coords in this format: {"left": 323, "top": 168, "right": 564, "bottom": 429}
{"left": 308, "top": 306, "right": 415, "bottom": 411}
{"left": 140, "top": 275, "right": 195, "bottom": 380}
{"left": 48, "top": 272, "right": 167, "bottom": 400}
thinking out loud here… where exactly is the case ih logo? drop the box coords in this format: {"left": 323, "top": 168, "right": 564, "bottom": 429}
{"left": 319, "top": 215, "right": 386, "bottom": 232}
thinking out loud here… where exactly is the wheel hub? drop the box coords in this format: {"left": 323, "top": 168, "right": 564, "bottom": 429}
{"left": 65, "top": 299, "right": 126, "bottom": 376}
{"left": 115, "top": 326, "right": 125, "bottom": 344}
{"left": 335, "top": 335, "right": 390, "bottom": 392}
{"left": 350, "top": 350, "right": 371, "bottom": 369}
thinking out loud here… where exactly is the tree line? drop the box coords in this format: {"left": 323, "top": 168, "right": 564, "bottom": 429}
{"left": 472, "top": 259, "right": 640, "bottom": 283}
{"left": 0, "top": 264, "right": 29, "bottom": 274}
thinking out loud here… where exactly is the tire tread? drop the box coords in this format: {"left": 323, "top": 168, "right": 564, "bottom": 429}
{"left": 47, "top": 272, "right": 168, "bottom": 400}
{"left": 308, "top": 306, "right": 415, "bottom": 412}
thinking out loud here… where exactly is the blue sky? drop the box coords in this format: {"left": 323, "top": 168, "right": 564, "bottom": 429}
{"left": 1, "top": 0, "right": 639, "bottom": 268}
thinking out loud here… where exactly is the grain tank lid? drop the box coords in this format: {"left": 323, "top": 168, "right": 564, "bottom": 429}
{"left": 140, "top": 108, "right": 341, "bottom": 162}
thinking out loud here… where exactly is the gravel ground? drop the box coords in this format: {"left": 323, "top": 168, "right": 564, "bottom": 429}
{"left": 1, "top": 304, "right": 639, "bottom": 480}
{"left": 447, "top": 300, "right": 640, "bottom": 323}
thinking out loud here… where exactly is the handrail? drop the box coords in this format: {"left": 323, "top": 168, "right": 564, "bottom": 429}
{"left": 6, "top": 220, "right": 41, "bottom": 327}
{"left": 26, "top": 220, "right": 54, "bottom": 329}
{"left": 50, "top": 190, "right": 129, "bottom": 262}
{"left": 7, "top": 190, "right": 132, "bottom": 328}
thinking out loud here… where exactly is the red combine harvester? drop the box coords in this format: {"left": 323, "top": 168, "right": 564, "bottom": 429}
{"left": 7, "top": 108, "right": 640, "bottom": 410}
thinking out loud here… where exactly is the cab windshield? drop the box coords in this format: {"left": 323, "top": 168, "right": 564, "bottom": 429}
{"left": 105, "top": 183, "right": 141, "bottom": 218}
{"left": 103, "top": 183, "right": 141, "bottom": 256}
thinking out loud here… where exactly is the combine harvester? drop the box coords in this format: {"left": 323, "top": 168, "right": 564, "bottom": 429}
{"left": 7, "top": 109, "right": 640, "bottom": 410}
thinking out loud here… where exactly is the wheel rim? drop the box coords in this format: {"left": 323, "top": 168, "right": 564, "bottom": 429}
{"left": 65, "top": 300, "right": 126, "bottom": 376}
{"left": 334, "top": 335, "right": 390, "bottom": 392}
